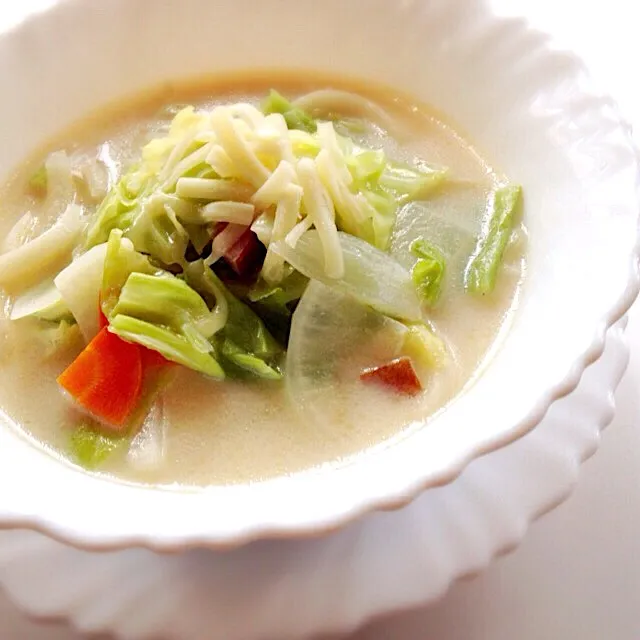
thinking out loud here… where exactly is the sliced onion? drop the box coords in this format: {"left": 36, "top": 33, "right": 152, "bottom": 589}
{"left": 44, "top": 151, "right": 74, "bottom": 205}
{"left": 54, "top": 242, "right": 109, "bottom": 342}
{"left": 79, "top": 158, "right": 110, "bottom": 202}
{"left": 292, "top": 89, "right": 400, "bottom": 135}
{"left": 272, "top": 230, "right": 422, "bottom": 322}
{"left": 0, "top": 204, "right": 84, "bottom": 292}
{"left": 286, "top": 280, "right": 407, "bottom": 419}
{"left": 1, "top": 211, "right": 38, "bottom": 253}
{"left": 390, "top": 185, "right": 491, "bottom": 294}
{"left": 127, "top": 399, "right": 168, "bottom": 471}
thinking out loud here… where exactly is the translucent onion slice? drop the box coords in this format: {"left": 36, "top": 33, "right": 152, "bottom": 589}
{"left": 0, "top": 204, "right": 84, "bottom": 292}
{"left": 55, "top": 242, "right": 109, "bottom": 342}
{"left": 44, "top": 150, "right": 75, "bottom": 212}
{"left": 390, "top": 185, "right": 491, "bottom": 294}
{"left": 127, "top": 398, "right": 168, "bottom": 471}
{"left": 292, "top": 89, "right": 400, "bottom": 135}
{"left": 286, "top": 280, "right": 407, "bottom": 418}
{"left": 272, "top": 230, "right": 422, "bottom": 322}
{"left": 1, "top": 211, "right": 38, "bottom": 253}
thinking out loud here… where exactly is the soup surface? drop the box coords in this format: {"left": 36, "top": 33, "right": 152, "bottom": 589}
{"left": 0, "top": 73, "right": 525, "bottom": 486}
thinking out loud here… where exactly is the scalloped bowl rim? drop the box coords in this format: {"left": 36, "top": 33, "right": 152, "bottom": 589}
{"left": 0, "top": 0, "right": 637, "bottom": 550}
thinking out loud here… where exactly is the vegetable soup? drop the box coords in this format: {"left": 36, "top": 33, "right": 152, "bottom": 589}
{"left": 0, "top": 73, "right": 525, "bottom": 486}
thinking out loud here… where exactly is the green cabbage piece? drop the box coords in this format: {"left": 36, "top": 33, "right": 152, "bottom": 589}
{"left": 183, "top": 223, "right": 213, "bottom": 254}
{"left": 124, "top": 195, "right": 191, "bottom": 267}
{"left": 69, "top": 424, "right": 127, "bottom": 470}
{"left": 109, "top": 262, "right": 283, "bottom": 381}
{"left": 28, "top": 165, "right": 48, "bottom": 197}
{"left": 109, "top": 315, "right": 224, "bottom": 379}
{"left": 338, "top": 150, "right": 397, "bottom": 250}
{"left": 410, "top": 238, "right": 446, "bottom": 306}
{"left": 379, "top": 161, "right": 447, "bottom": 200}
{"left": 247, "top": 269, "right": 309, "bottom": 345}
{"left": 87, "top": 178, "right": 192, "bottom": 268}
{"left": 113, "top": 272, "right": 212, "bottom": 334}
{"left": 185, "top": 262, "right": 284, "bottom": 380}
{"left": 360, "top": 185, "right": 398, "bottom": 250}
{"left": 85, "top": 165, "right": 155, "bottom": 248}
{"left": 262, "top": 89, "right": 317, "bottom": 133}
{"left": 36, "top": 318, "right": 82, "bottom": 358}
{"left": 272, "top": 230, "right": 422, "bottom": 322}
{"left": 402, "top": 323, "right": 448, "bottom": 371}
{"left": 109, "top": 270, "right": 224, "bottom": 378}
{"left": 318, "top": 135, "right": 446, "bottom": 251}
{"left": 180, "top": 162, "right": 218, "bottom": 181}
{"left": 220, "top": 340, "right": 282, "bottom": 381}
{"left": 101, "top": 229, "right": 157, "bottom": 320}
{"left": 465, "top": 185, "right": 523, "bottom": 295}
{"left": 346, "top": 149, "right": 386, "bottom": 183}
{"left": 349, "top": 161, "right": 446, "bottom": 252}
{"left": 85, "top": 106, "right": 211, "bottom": 265}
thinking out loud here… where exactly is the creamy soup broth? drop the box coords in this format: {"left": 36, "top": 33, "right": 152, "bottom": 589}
{"left": 0, "top": 73, "right": 524, "bottom": 486}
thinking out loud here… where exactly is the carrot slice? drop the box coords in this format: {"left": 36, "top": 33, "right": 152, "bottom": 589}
{"left": 140, "top": 346, "right": 171, "bottom": 369}
{"left": 98, "top": 302, "right": 168, "bottom": 368}
{"left": 98, "top": 307, "right": 109, "bottom": 330}
{"left": 57, "top": 327, "right": 143, "bottom": 428}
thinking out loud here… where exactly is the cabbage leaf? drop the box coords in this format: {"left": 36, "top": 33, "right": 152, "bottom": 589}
{"left": 247, "top": 269, "right": 309, "bottom": 345}
{"left": 10, "top": 280, "right": 71, "bottom": 322}
{"left": 0, "top": 204, "right": 84, "bottom": 292}
{"left": 109, "top": 314, "right": 224, "bottom": 379}
{"left": 185, "top": 262, "right": 284, "bottom": 380}
{"left": 410, "top": 238, "right": 445, "bottom": 306}
{"left": 85, "top": 107, "right": 212, "bottom": 265}
{"left": 109, "top": 270, "right": 225, "bottom": 378}
{"left": 69, "top": 423, "right": 127, "bottom": 470}
{"left": 402, "top": 323, "right": 448, "bottom": 370}
{"left": 465, "top": 185, "right": 522, "bottom": 295}
{"left": 262, "top": 90, "right": 317, "bottom": 133}
{"left": 101, "top": 229, "right": 157, "bottom": 320}
{"left": 36, "top": 318, "right": 83, "bottom": 358}
{"left": 272, "top": 230, "right": 422, "bottom": 322}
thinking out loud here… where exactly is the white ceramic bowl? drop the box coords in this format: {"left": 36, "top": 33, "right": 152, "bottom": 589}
{"left": 0, "top": 0, "right": 637, "bottom": 550}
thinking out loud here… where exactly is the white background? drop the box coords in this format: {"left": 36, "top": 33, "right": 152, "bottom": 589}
{"left": 0, "top": 0, "right": 639, "bottom": 638}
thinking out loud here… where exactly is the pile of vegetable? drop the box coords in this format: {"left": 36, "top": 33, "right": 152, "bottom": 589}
{"left": 0, "top": 90, "right": 522, "bottom": 469}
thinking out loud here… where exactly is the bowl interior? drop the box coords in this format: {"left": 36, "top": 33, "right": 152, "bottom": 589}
{"left": 0, "top": 0, "right": 637, "bottom": 548}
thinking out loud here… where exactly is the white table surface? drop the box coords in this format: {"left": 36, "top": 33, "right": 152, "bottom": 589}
{"left": 1, "top": 1, "right": 640, "bottom": 638}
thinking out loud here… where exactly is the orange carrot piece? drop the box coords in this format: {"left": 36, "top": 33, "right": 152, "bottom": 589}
{"left": 98, "top": 303, "right": 168, "bottom": 368}
{"left": 98, "top": 307, "right": 108, "bottom": 330}
{"left": 140, "top": 346, "right": 171, "bottom": 369}
{"left": 57, "top": 327, "right": 143, "bottom": 428}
